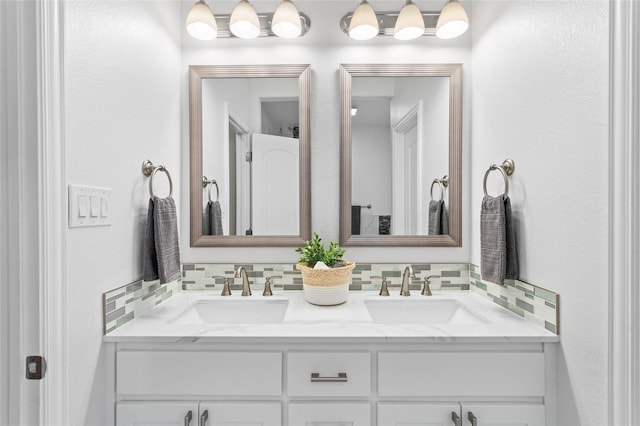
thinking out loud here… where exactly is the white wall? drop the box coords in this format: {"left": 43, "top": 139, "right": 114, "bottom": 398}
{"left": 180, "top": 0, "right": 473, "bottom": 263}
{"left": 471, "top": 2, "right": 609, "bottom": 424}
{"left": 63, "top": 1, "right": 182, "bottom": 424}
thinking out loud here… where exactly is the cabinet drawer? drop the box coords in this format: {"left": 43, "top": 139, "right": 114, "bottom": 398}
{"left": 378, "top": 352, "right": 545, "bottom": 397}
{"left": 287, "top": 352, "right": 371, "bottom": 397}
{"left": 117, "top": 351, "right": 282, "bottom": 396}
{"left": 289, "top": 403, "right": 370, "bottom": 425}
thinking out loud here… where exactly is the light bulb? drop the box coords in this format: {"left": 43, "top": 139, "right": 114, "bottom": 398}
{"left": 436, "top": 0, "right": 469, "bottom": 39}
{"left": 230, "top": 0, "right": 260, "bottom": 39}
{"left": 348, "top": 1, "right": 379, "bottom": 40}
{"left": 394, "top": 1, "right": 425, "bottom": 40}
{"left": 186, "top": 0, "right": 218, "bottom": 40}
{"left": 272, "top": 0, "right": 302, "bottom": 38}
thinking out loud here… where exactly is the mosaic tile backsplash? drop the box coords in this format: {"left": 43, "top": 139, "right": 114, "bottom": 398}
{"left": 469, "top": 264, "right": 560, "bottom": 334}
{"left": 102, "top": 277, "right": 181, "bottom": 334}
{"left": 181, "top": 263, "right": 470, "bottom": 292}
{"left": 103, "top": 263, "right": 559, "bottom": 335}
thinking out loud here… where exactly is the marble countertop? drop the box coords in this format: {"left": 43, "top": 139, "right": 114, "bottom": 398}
{"left": 103, "top": 290, "right": 559, "bottom": 343}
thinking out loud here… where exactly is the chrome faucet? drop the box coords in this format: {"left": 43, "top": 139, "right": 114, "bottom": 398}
{"left": 400, "top": 265, "right": 415, "bottom": 296}
{"left": 235, "top": 266, "right": 251, "bottom": 296}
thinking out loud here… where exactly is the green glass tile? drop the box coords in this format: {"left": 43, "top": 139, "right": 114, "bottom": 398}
{"left": 535, "top": 287, "right": 557, "bottom": 303}
{"left": 475, "top": 281, "right": 487, "bottom": 291}
{"left": 507, "top": 304, "right": 525, "bottom": 317}
{"left": 116, "top": 311, "right": 134, "bottom": 327}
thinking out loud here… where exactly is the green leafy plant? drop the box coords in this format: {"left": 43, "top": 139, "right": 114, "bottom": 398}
{"left": 295, "top": 232, "right": 346, "bottom": 268}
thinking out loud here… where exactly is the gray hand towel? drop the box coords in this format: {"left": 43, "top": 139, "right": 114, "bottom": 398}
{"left": 143, "top": 196, "right": 181, "bottom": 284}
{"left": 480, "top": 195, "right": 518, "bottom": 284}
{"left": 209, "top": 201, "right": 224, "bottom": 236}
{"left": 441, "top": 204, "right": 449, "bottom": 235}
{"left": 428, "top": 200, "right": 443, "bottom": 235}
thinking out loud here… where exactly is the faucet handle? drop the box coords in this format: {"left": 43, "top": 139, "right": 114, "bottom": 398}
{"left": 212, "top": 275, "right": 231, "bottom": 296}
{"left": 263, "top": 275, "right": 282, "bottom": 296}
{"left": 371, "top": 276, "right": 390, "bottom": 296}
{"left": 421, "top": 275, "right": 441, "bottom": 296}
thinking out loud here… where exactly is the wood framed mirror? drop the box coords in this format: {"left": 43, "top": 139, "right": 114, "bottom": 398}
{"left": 189, "top": 64, "right": 311, "bottom": 247}
{"left": 339, "top": 64, "right": 462, "bottom": 246}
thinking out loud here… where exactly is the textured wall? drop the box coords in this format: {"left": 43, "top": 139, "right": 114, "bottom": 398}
{"left": 470, "top": 2, "right": 609, "bottom": 424}
{"left": 64, "top": 1, "right": 182, "bottom": 424}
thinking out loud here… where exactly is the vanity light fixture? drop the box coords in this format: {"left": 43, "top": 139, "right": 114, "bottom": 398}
{"left": 186, "top": 0, "right": 218, "bottom": 40}
{"left": 394, "top": 0, "right": 425, "bottom": 40}
{"left": 271, "top": 0, "right": 302, "bottom": 39}
{"left": 348, "top": 0, "right": 379, "bottom": 40}
{"left": 185, "top": 0, "right": 311, "bottom": 39}
{"left": 435, "top": 0, "right": 469, "bottom": 39}
{"left": 230, "top": 0, "right": 261, "bottom": 39}
{"left": 340, "top": 0, "right": 469, "bottom": 40}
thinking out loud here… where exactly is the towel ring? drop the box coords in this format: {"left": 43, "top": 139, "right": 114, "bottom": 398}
{"left": 430, "top": 175, "right": 449, "bottom": 202}
{"left": 483, "top": 159, "right": 515, "bottom": 198}
{"left": 202, "top": 176, "right": 219, "bottom": 202}
{"left": 142, "top": 159, "right": 173, "bottom": 198}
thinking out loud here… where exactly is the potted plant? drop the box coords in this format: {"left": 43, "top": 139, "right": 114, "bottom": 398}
{"left": 295, "top": 233, "right": 355, "bottom": 305}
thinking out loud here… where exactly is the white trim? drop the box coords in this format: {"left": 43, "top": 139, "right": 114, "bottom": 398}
{"left": 609, "top": 1, "right": 640, "bottom": 425}
{"left": 37, "top": 0, "right": 67, "bottom": 425}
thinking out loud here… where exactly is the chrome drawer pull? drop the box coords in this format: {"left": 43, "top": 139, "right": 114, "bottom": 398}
{"left": 468, "top": 411, "right": 477, "bottom": 426}
{"left": 451, "top": 411, "right": 461, "bottom": 426}
{"left": 199, "top": 410, "right": 208, "bottom": 426}
{"left": 310, "top": 372, "right": 348, "bottom": 382}
{"left": 184, "top": 411, "right": 193, "bottom": 426}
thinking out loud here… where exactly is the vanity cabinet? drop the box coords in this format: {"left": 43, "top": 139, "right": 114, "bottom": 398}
{"left": 116, "top": 401, "right": 281, "bottom": 426}
{"left": 378, "top": 403, "right": 546, "bottom": 426}
{"left": 110, "top": 343, "right": 555, "bottom": 426}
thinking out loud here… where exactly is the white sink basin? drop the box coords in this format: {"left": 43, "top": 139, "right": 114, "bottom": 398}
{"left": 169, "top": 299, "right": 289, "bottom": 325}
{"left": 365, "top": 299, "right": 487, "bottom": 325}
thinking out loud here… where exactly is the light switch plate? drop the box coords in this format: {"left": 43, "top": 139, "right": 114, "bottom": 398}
{"left": 68, "top": 184, "right": 112, "bottom": 228}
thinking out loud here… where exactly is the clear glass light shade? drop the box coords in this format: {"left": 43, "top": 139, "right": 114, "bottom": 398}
{"left": 230, "top": 0, "right": 261, "bottom": 39}
{"left": 348, "top": 1, "right": 379, "bottom": 40}
{"left": 186, "top": 0, "right": 218, "bottom": 40}
{"left": 436, "top": 0, "right": 469, "bottom": 39}
{"left": 394, "top": 1, "right": 425, "bottom": 40}
{"left": 272, "top": 0, "right": 302, "bottom": 38}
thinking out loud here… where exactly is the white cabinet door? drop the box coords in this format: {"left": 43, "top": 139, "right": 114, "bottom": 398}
{"left": 462, "top": 404, "right": 546, "bottom": 426}
{"left": 116, "top": 401, "right": 199, "bottom": 426}
{"left": 198, "top": 402, "right": 281, "bottom": 426}
{"left": 288, "top": 403, "right": 370, "bottom": 426}
{"left": 378, "top": 403, "right": 462, "bottom": 426}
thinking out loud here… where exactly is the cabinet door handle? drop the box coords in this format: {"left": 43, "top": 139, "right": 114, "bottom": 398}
{"left": 184, "top": 411, "right": 193, "bottom": 426}
{"left": 468, "top": 411, "right": 477, "bottom": 426}
{"left": 199, "top": 410, "right": 208, "bottom": 426}
{"left": 310, "top": 372, "right": 348, "bottom": 382}
{"left": 451, "top": 411, "right": 461, "bottom": 426}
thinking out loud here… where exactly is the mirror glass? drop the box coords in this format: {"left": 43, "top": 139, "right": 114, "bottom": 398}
{"left": 190, "top": 65, "right": 310, "bottom": 247}
{"left": 339, "top": 64, "right": 462, "bottom": 246}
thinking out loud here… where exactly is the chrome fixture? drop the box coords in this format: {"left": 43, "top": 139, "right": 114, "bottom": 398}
{"left": 430, "top": 175, "right": 449, "bottom": 202}
{"left": 263, "top": 275, "right": 282, "bottom": 296}
{"left": 142, "top": 159, "right": 173, "bottom": 198}
{"left": 421, "top": 274, "right": 440, "bottom": 296}
{"left": 371, "top": 275, "right": 390, "bottom": 296}
{"left": 235, "top": 266, "right": 252, "bottom": 296}
{"left": 400, "top": 266, "right": 415, "bottom": 296}
{"left": 199, "top": 410, "right": 209, "bottom": 426}
{"left": 483, "top": 159, "right": 515, "bottom": 198}
{"left": 186, "top": 0, "right": 310, "bottom": 39}
{"left": 340, "top": 0, "right": 469, "bottom": 40}
{"left": 213, "top": 275, "right": 231, "bottom": 296}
